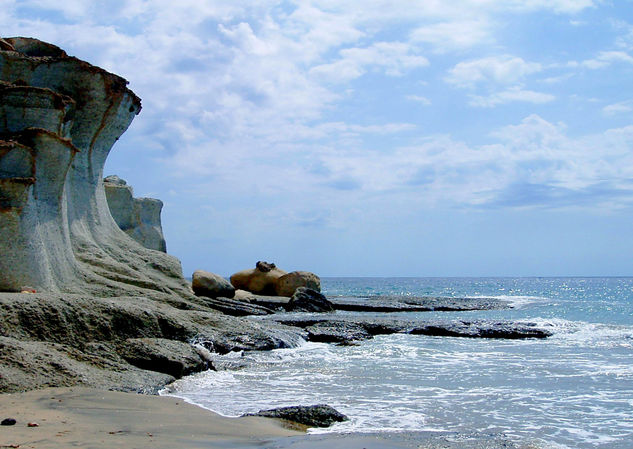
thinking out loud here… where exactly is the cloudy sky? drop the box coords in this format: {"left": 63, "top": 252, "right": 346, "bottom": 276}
{"left": 3, "top": 0, "right": 633, "bottom": 276}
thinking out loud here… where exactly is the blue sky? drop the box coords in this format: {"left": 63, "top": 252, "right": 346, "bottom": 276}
{"left": 3, "top": 0, "right": 633, "bottom": 277}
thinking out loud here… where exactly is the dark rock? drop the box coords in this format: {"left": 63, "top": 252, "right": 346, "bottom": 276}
{"left": 409, "top": 320, "right": 552, "bottom": 339}
{"left": 306, "top": 321, "right": 372, "bottom": 343}
{"left": 272, "top": 315, "right": 552, "bottom": 345}
{"left": 192, "top": 270, "right": 235, "bottom": 299}
{"left": 330, "top": 296, "right": 510, "bottom": 313}
{"left": 1, "top": 418, "right": 16, "bottom": 426}
{"left": 256, "top": 261, "right": 276, "bottom": 272}
{"left": 116, "top": 338, "right": 208, "bottom": 378}
{"left": 245, "top": 404, "right": 348, "bottom": 428}
{"left": 286, "top": 287, "right": 333, "bottom": 313}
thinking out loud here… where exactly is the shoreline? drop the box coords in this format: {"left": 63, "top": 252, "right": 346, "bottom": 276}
{"left": 0, "top": 387, "right": 534, "bottom": 449}
{"left": 0, "top": 387, "right": 302, "bottom": 449}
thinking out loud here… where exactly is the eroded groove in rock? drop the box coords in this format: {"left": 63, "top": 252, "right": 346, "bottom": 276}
{"left": 0, "top": 37, "right": 193, "bottom": 298}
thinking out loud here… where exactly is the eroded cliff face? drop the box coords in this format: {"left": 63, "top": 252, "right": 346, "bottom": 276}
{"left": 104, "top": 175, "right": 167, "bottom": 253}
{"left": 0, "top": 37, "right": 190, "bottom": 298}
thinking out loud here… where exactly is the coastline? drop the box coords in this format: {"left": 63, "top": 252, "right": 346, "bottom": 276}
{"left": 0, "top": 387, "right": 302, "bottom": 449}
{"left": 0, "top": 387, "right": 534, "bottom": 449}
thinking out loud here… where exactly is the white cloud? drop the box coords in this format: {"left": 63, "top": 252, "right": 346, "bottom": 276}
{"left": 446, "top": 55, "right": 542, "bottom": 88}
{"left": 410, "top": 20, "right": 492, "bottom": 52}
{"left": 310, "top": 42, "right": 428, "bottom": 83}
{"left": 469, "top": 87, "right": 555, "bottom": 107}
{"left": 406, "top": 95, "right": 432, "bottom": 105}
{"left": 578, "top": 51, "right": 633, "bottom": 69}
{"left": 603, "top": 101, "right": 633, "bottom": 115}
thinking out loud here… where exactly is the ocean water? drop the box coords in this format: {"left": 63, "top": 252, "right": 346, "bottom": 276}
{"left": 165, "top": 277, "right": 633, "bottom": 448}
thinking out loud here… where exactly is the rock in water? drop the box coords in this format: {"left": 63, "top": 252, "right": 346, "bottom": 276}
{"left": 0, "top": 37, "right": 192, "bottom": 298}
{"left": 192, "top": 270, "right": 235, "bottom": 298}
{"left": 104, "top": 175, "right": 167, "bottom": 252}
{"left": 287, "top": 287, "right": 333, "bottom": 312}
{"left": 275, "top": 271, "right": 321, "bottom": 297}
{"left": 230, "top": 261, "right": 287, "bottom": 295}
{"left": 245, "top": 404, "right": 348, "bottom": 428}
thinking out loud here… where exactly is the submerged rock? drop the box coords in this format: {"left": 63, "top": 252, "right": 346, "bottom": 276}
{"left": 104, "top": 175, "right": 167, "bottom": 253}
{"left": 245, "top": 404, "right": 348, "bottom": 428}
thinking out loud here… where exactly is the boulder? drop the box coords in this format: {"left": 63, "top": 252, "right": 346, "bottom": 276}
{"left": 245, "top": 404, "right": 348, "bottom": 428}
{"left": 275, "top": 271, "right": 321, "bottom": 297}
{"left": 192, "top": 270, "right": 235, "bottom": 298}
{"left": 104, "top": 176, "right": 167, "bottom": 253}
{"left": 230, "top": 261, "right": 287, "bottom": 296}
{"left": 286, "top": 287, "right": 333, "bottom": 313}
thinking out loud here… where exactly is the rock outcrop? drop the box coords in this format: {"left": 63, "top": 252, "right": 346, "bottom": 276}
{"left": 192, "top": 270, "right": 235, "bottom": 299}
{"left": 104, "top": 175, "right": 167, "bottom": 252}
{"left": 0, "top": 37, "right": 191, "bottom": 299}
{"left": 230, "top": 262, "right": 320, "bottom": 297}
{"left": 286, "top": 287, "right": 333, "bottom": 313}
{"left": 230, "top": 261, "right": 288, "bottom": 296}
{"left": 275, "top": 271, "right": 321, "bottom": 297}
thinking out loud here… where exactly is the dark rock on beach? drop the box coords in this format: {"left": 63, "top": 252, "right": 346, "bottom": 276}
{"left": 246, "top": 404, "right": 348, "bottom": 428}
{"left": 1, "top": 418, "right": 16, "bottom": 426}
{"left": 286, "top": 287, "right": 334, "bottom": 313}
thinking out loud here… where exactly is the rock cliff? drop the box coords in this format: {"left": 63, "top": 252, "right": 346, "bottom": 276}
{"left": 0, "top": 37, "right": 190, "bottom": 298}
{"left": 104, "top": 175, "right": 167, "bottom": 253}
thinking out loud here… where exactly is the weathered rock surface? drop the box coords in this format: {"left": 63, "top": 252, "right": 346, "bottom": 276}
{"left": 273, "top": 316, "right": 552, "bottom": 344}
{"left": 275, "top": 271, "right": 321, "bottom": 297}
{"left": 245, "top": 404, "right": 348, "bottom": 428}
{"left": 192, "top": 270, "right": 235, "bottom": 299}
{"left": 330, "top": 295, "right": 510, "bottom": 312}
{"left": 286, "top": 287, "right": 333, "bottom": 313}
{"left": 104, "top": 175, "right": 167, "bottom": 253}
{"left": 0, "top": 292, "right": 304, "bottom": 392}
{"left": 0, "top": 37, "right": 191, "bottom": 298}
{"left": 230, "top": 261, "right": 288, "bottom": 295}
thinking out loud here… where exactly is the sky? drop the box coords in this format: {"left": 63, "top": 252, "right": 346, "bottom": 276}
{"left": 2, "top": 0, "right": 633, "bottom": 277}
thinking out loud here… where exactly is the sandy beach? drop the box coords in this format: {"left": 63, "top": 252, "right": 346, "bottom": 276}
{"left": 0, "top": 387, "right": 302, "bottom": 449}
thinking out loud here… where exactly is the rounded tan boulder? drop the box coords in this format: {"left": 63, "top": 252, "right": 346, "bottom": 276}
{"left": 229, "top": 261, "right": 287, "bottom": 296}
{"left": 275, "top": 271, "right": 321, "bottom": 297}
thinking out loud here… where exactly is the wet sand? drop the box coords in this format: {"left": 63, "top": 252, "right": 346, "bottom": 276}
{"left": 0, "top": 387, "right": 301, "bottom": 449}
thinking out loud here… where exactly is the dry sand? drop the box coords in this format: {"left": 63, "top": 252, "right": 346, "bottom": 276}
{"left": 0, "top": 387, "right": 301, "bottom": 449}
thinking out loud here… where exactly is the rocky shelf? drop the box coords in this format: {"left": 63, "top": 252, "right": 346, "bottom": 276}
{"left": 269, "top": 315, "right": 552, "bottom": 344}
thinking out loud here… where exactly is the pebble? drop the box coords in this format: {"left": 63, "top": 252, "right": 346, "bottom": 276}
{"left": 27, "top": 422, "right": 39, "bottom": 427}
{"left": 1, "top": 418, "right": 17, "bottom": 426}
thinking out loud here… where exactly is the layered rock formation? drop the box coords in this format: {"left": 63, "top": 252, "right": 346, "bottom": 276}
{"left": 104, "top": 175, "right": 167, "bottom": 253}
{"left": 0, "top": 37, "right": 190, "bottom": 298}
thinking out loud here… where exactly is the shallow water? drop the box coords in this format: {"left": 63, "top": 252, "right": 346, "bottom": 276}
{"left": 165, "top": 278, "right": 633, "bottom": 449}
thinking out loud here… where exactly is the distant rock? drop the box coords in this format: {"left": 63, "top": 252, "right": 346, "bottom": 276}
{"left": 230, "top": 261, "right": 287, "bottom": 295}
{"left": 286, "top": 287, "right": 333, "bottom": 313}
{"left": 245, "top": 404, "right": 348, "bottom": 428}
{"left": 104, "top": 175, "right": 167, "bottom": 253}
{"left": 192, "top": 270, "right": 235, "bottom": 299}
{"left": 276, "top": 271, "right": 321, "bottom": 297}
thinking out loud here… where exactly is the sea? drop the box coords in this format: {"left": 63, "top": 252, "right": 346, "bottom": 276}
{"left": 165, "top": 277, "right": 633, "bottom": 449}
